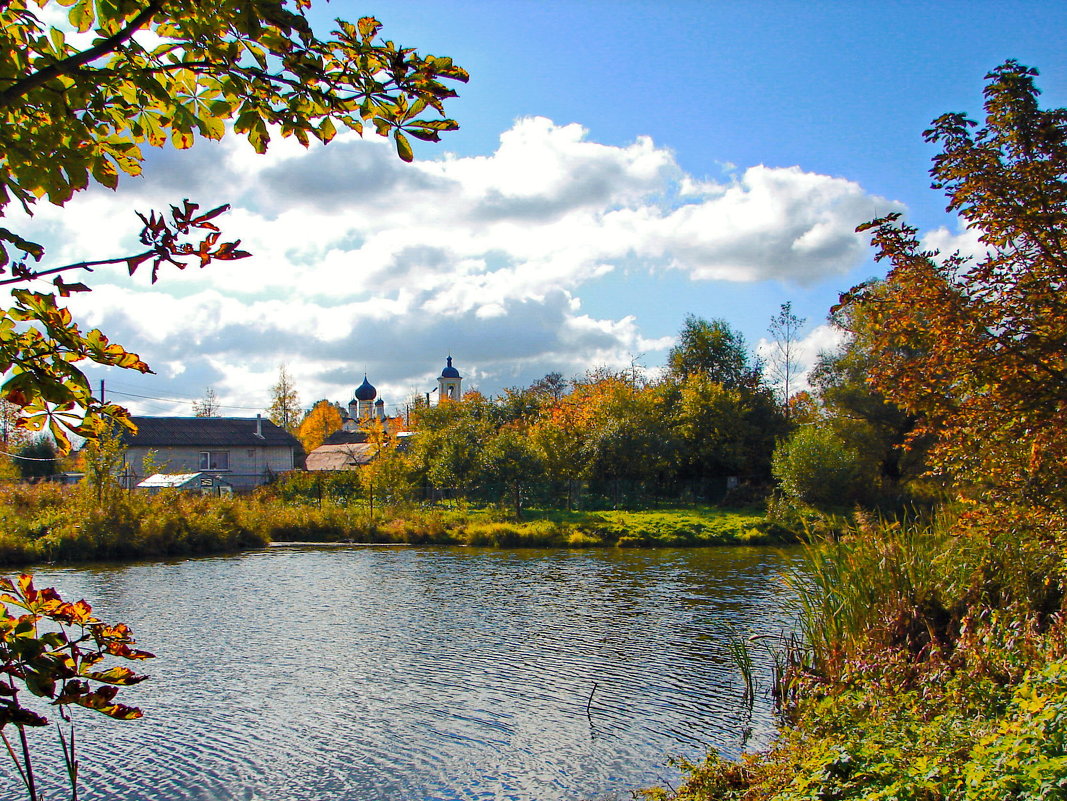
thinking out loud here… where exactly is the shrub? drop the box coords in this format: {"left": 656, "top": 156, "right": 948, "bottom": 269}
{"left": 772, "top": 425, "right": 866, "bottom": 511}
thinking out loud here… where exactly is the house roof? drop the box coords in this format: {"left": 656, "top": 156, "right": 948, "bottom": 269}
{"left": 305, "top": 443, "right": 375, "bottom": 471}
{"left": 324, "top": 430, "right": 369, "bottom": 445}
{"left": 137, "top": 472, "right": 234, "bottom": 488}
{"left": 122, "top": 417, "right": 300, "bottom": 449}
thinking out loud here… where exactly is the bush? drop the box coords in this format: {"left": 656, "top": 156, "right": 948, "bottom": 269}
{"left": 772, "top": 425, "right": 866, "bottom": 511}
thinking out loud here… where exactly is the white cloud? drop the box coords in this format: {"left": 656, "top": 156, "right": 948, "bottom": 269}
{"left": 11, "top": 117, "right": 898, "bottom": 414}
{"left": 922, "top": 221, "right": 989, "bottom": 263}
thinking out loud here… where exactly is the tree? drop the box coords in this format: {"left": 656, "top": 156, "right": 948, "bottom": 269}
{"left": 0, "top": 1, "right": 466, "bottom": 447}
{"left": 667, "top": 315, "right": 760, "bottom": 389}
{"left": 296, "top": 399, "right": 343, "bottom": 453}
{"left": 842, "top": 61, "right": 1067, "bottom": 521}
{"left": 767, "top": 302, "right": 806, "bottom": 419}
{"left": 410, "top": 392, "right": 496, "bottom": 503}
{"left": 811, "top": 285, "right": 930, "bottom": 505}
{"left": 192, "top": 387, "right": 220, "bottom": 418}
{"left": 530, "top": 372, "right": 568, "bottom": 402}
{"left": 267, "top": 365, "right": 301, "bottom": 433}
{"left": 13, "top": 436, "right": 58, "bottom": 481}
{"left": 480, "top": 426, "right": 542, "bottom": 519}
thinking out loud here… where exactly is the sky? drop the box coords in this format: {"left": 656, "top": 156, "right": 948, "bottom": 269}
{"left": 11, "top": 0, "right": 1067, "bottom": 419}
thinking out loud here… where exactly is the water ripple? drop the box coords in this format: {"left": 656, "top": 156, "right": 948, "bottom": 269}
{"left": 11, "top": 545, "right": 800, "bottom": 801}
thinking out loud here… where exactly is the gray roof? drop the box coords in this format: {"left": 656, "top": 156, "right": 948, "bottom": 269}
{"left": 122, "top": 417, "right": 300, "bottom": 449}
{"left": 305, "top": 443, "right": 375, "bottom": 471}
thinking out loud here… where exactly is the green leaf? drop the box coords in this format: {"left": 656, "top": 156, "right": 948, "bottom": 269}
{"left": 394, "top": 131, "right": 413, "bottom": 162}
{"left": 68, "top": 0, "right": 95, "bottom": 32}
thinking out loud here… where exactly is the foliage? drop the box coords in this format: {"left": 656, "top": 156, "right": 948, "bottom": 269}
{"left": 0, "top": 574, "right": 153, "bottom": 801}
{"left": 13, "top": 436, "right": 57, "bottom": 481}
{"left": 478, "top": 425, "right": 543, "bottom": 519}
{"left": 771, "top": 425, "right": 866, "bottom": 511}
{"left": 840, "top": 61, "right": 1067, "bottom": 522}
{"left": 668, "top": 315, "right": 761, "bottom": 388}
{"left": 810, "top": 287, "right": 931, "bottom": 509}
{"left": 359, "top": 420, "right": 415, "bottom": 513}
{"left": 0, "top": 0, "right": 466, "bottom": 446}
{"left": 296, "top": 399, "right": 343, "bottom": 453}
{"left": 267, "top": 365, "right": 301, "bottom": 433}
{"left": 78, "top": 420, "right": 127, "bottom": 510}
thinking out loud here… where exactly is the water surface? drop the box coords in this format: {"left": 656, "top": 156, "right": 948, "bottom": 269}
{"left": 7, "top": 545, "right": 798, "bottom": 801}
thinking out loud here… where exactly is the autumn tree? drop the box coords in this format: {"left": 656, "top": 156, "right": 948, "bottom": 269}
{"left": 0, "top": 1, "right": 466, "bottom": 447}
{"left": 192, "top": 387, "right": 220, "bottom": 418}
{"left": 267, "top": 365, "right": 301, "bottom": 433}
{"left": 296, "top": 399, "right": 343, "bottom": 453}
{"left": 842, "top": 61, "right": 1067, "bottom": 525}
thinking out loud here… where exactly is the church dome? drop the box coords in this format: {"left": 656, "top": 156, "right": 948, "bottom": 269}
{"left": 440, "top": 356, "right": 460, "bottom": 379}
{"left": 354, "top": 376, "right": 377, "bottom": 401}
{"left": 374, "top": 398, "right": 385, "bottom": 407}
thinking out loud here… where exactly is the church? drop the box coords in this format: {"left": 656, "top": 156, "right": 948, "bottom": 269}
{"left": 337, "top": 355, "right": 464, "bottom": 433}
{"left": 305, "top": 356, "right": 464, "bottom": 471}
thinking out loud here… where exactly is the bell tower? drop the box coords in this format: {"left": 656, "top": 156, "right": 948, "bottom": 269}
{"left": 437, "top": 356, "right": 462, "bottom": 403}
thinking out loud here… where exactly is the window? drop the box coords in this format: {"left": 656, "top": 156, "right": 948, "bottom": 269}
{"left": 199, "top": 451, "right": 229, "bottom": 471}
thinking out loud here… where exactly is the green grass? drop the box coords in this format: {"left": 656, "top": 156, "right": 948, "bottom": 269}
{"left": 251, "top": 503, "right": 787, "bottom": 548}
{"left": 0, "top": 486, "right": 792, "bottom": 566}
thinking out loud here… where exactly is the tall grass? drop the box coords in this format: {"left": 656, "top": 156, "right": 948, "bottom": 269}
{"left": 787, "top": 511, "right": 1064, "bottom": 682}
{"left": 641, "top": 512, "right": 1067, "bottom": 800}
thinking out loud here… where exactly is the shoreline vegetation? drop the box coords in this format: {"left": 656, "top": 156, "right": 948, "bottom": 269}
{"left": 0, "top": 481, "right": 791, "bottom": 568}
{"left": 640, "top": 510, "right": 1067, "bottom": 801}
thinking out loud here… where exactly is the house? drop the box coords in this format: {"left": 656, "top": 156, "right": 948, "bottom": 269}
{"left": 120, "top": 416, "right": 303, "bottom": 492}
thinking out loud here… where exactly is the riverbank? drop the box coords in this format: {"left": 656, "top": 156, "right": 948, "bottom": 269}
{"left": 0, "top": 482, "right": 792, "bottom": 566}
{"left": 639, "top": 511, "right": 1067, "bottom": 800}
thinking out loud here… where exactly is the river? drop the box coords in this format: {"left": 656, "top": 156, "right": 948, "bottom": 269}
{"left": 5, "top": 545, "right": 800, "bottom": 801}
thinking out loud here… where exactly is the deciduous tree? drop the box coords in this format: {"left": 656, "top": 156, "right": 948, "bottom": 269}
{"left": 267, "top": 365, "right": 301, "bottom": 433}
{"left": 192, "top": 387, "right": 220, "bottom": 418}
{"left": 842, "top": 61, "right": 1067, "bottom": 521}
{"left": 0, "top": 0, "right": 466, "bottom": 446}
{"left": 296, "top": 399, "right": 343, "bottom": 452}
{"left": 667, "top": 315, "right": 760, "bottom": 389}
{"left": 767, "top": 301, "right": 806, "bottom": 419}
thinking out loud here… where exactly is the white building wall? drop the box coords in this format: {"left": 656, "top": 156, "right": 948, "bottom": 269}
{"left": 122, "top": 445, "right": 296, "bottom": 491}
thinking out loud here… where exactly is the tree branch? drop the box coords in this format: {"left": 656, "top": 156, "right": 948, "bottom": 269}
{"left": 0, "top": 253, "right": 152, "bottom": 288}
{"left": 0, "top": 0, "right": 166, "bottom": 107}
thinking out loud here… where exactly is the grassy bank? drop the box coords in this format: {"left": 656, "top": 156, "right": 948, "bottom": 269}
{"left": 640, "top": 511, "right": 1067, "bottom": 800}
{"left": 0, "top": 482, "right": 790, "bottom": 566}
{"left": 0, "top": 483, "right": 268, "bottom": 565}
{"left": 246, "top": 502, "right": 783, "bottom": 547}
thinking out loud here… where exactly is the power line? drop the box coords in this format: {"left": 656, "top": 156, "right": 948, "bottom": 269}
{"left": 107, "top": 389, "right": 265, "bottom": 411}
{"left": 0, "top": 449, "right": 63, "bottom": 462}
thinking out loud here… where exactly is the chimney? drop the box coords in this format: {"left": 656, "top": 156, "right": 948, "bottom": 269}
{"left": 255, "top": 413, "right": 265, "bottom": 439}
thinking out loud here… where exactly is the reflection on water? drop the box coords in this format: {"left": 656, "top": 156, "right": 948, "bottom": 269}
{"left": 9, "top": 545, "right": 799, "bottom": 801}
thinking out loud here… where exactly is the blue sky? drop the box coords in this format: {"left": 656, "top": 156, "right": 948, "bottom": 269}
{"left": 15, "top": 0, "right": 1067, "bottom": 417}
